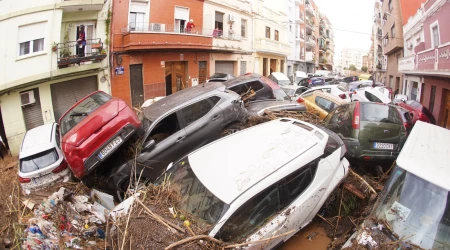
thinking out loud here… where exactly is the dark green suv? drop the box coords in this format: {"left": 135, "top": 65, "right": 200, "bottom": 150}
{"left": 324, "top": 102, "right": 407, "bottom": 162}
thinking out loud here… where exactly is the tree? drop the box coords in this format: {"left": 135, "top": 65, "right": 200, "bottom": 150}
{"left": 361, "top": 66, "right": 368, "bottom": 72}
{"left": 349, "top": 64, "right": 357, "bottom": 71}
{"left": 344, "top": 67, "right": 348, "bottom": 70}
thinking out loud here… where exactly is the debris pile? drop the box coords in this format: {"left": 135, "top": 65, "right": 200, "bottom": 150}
{"left": 264, "top": 110, "right": 323, "bottom": 125}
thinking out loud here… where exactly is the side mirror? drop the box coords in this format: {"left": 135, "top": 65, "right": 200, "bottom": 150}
{"left": 143, "top": 139, "right": 156, "bottom": 152}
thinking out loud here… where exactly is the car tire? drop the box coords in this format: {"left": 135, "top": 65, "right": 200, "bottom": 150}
{"left": 220, "top": 123, "right": 243, "bottom": 138}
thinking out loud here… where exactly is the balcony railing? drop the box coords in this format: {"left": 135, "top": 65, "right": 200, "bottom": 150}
{"left": 56, "top": 38, "right": 106, "bottom": 68}
{"left": 305, "top": 2, "right": 315, "bottom": 15}
{"left": 122, "top": 22, "right": 213, "bottom": 37}
{"left": 255, "top": 37, "right": 291, "bottom": 55}
{"left": 306, "top": 35, "right": 316, "bottom": 47}
{"left": 295, "top": 12, "right": 305, "bottom": 23}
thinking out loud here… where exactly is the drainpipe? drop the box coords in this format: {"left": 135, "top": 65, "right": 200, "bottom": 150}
{"left": 249, "top": 0, "right": 255, "bottom": 73}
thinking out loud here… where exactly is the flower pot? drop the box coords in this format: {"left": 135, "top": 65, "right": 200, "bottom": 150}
{"left": 52, "top": 46, "right": 57, "bottom": 52}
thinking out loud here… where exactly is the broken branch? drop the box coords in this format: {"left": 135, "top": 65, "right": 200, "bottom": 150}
{"left": 343, "top": 183, "right": 366, "bottom": 199}
{"left": 164, "top": 235, "right": 223, "bottom": 250}
{"left": 316, "top": 214, "right": 335, "bottom": 228}
{"left": 349, "top": 169, "right": 377, "bottom": 195}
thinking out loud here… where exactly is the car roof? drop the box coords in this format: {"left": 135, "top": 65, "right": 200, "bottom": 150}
{"left": 188, "top": 119, "right": 324, "bottom": 204}
{"left": 396, "top": 121, "right": 450, "bottom": 191}
{"left": 221, "top": 73, "right": 263, "bottom": 88}
{"left": 144, "top": 82, "right": 226, "bottom": 121}
{"left": 20, "top": 123, "right": 56, "bottom": 158}
{"left": 281, "top": 85, "right": 302, "bottom": 90}
{"left": 311, "top": 91, "right": 347, "bottom": 104}
{"left": 270, "top": 72, "right": 290, "bottom": 80}
{"left": 359, "top": 87, "right": 391, "bottom": 103}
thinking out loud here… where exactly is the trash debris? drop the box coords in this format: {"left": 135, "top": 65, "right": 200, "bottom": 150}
{"left": 91, "top": 189, "right": 115, "bottom": 210}
{"left": 108, "top": 193, "right": 139, "bottom": 222}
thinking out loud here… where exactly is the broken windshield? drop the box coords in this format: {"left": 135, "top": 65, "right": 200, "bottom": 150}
{"left": 372, "top": 166, "right": 450, "bottom": 249}
{"left": 160, "top": 157, "right": 229, "bottom": 227}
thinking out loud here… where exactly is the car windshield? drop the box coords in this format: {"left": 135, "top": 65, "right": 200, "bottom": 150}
{"left": 158, "top": 157, "right": 228, "bottom": 227}
{"left": 260, "top": 77, "right": 291, "bottom": 101}
{"left": 372, "top": 166, "right": 450, "bottom": 249}
{"left": 282, "top": 88, "right": 296, "bottom": 96}
{"left": 361, "top": 104, "right": 402, "bottom": 124}
{"left": 20, "top": 148, "right": 59, "bottom": 173}
{"left": 60, "top": 92, "right": 111, "bottom": 135}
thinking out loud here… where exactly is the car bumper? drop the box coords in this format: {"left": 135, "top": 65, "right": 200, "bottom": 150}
{"left": 20, "top": 168, "right": 71, "bottom": 193}
{"left": 344, "top": 139, "right": 399, "bottom": 161}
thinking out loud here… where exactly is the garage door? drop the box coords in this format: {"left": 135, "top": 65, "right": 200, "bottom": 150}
{"left": 215, "top": 61, "right": 234, "bottom": 75}
{"left": 51, "top": 76, "right": 98, "bottom": 122}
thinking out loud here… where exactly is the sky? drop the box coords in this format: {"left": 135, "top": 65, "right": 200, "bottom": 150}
{"left": 313, "top": 0, "right": 376, "bottom": 66}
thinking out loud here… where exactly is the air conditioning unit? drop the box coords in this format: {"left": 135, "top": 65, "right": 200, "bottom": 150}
{"left": 229, "top": 14, "right": 235, "bottom": 22}
{"left": 20, "top": 91, "right": 36, "bottom": 106}
{"left": 150, "top": 23, "right": 165, "bottom": 32}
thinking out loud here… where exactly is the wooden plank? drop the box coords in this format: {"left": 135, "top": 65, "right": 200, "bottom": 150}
{"left": 343, "top": 183, "right": 366, "bottom": 199}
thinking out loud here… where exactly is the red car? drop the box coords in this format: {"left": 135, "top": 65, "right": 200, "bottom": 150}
{"left": 398, "top": 100, "right": 436, "bottom": 125}
{"left": 59, "top": 91, "right": 141, "bottom": 180}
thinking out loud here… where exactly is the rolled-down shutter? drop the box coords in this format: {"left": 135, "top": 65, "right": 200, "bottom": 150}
{"left": 22, "top": 88, "right": 44, "bottom": 131}
{"left": 51, "top": 76, "right": 98, "bottom": 122}
{"left": 215, "top": 61, "right": 234, "bottom": 75}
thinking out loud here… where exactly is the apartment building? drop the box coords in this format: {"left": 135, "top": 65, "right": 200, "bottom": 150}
{"left": 286, "top": 0, "right": 307, "bottom": 77}
{"left": 318, "top": 13, "right": 334, "bottom": 71}
{"left": 0, "top": 0, "right": 110, "bottom": 155}
{"left": 371, "top": 1, "right": 387, "bottom": 82}
{"left": 304, "top": 0, "right": 318, "bottom": 73}
{"left": 399, "top": 0, "right": 450, "bottom": 128}
{"left": 340, "top": 48, "right": 367, "bottom": 70}
{"left": 252, "top": 0, "right": 291, "bottom": 76}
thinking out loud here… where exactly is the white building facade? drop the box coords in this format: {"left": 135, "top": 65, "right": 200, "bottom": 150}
{"left": 286, "top": 0, "right": 306, "bottom": 78}
{"left": 340, "top": 48, "right": 367, "bottom": 70}
{"left": 0, "top": 0, "right": 111, "bottom": 155}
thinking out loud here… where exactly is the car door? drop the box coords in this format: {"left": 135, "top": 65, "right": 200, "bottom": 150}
{"left": 138, "top": 112, "right": 189, "bottom": 180}
{"left": 325, "top": 104, "right": 352, "bottom": 139}
{"left": 181, "top": 96, "right": 224, "bottom": 148}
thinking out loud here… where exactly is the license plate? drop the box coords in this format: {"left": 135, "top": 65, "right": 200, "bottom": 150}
{"left": 98, "top": 137, "right": 123, "bottom": 159}
{"left": 32, "top": 174, "right": 55, "bottom": 186}
{"left": 373, "top": 142, "right": 394, "bottom": 150}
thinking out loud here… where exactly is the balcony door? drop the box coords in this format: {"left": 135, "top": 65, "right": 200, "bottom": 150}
{"left": 174, "top": 7, "right": 189, "bottom": 33}
{"left": 73, "top": 23, "right": 94, "bottom": 56}
{"left": 129, "top": 1, "right": 148, "bottom": 31}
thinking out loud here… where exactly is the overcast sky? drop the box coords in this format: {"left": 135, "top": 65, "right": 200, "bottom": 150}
{"left": 313, "top": 0, "right": 375, "bottom": 65}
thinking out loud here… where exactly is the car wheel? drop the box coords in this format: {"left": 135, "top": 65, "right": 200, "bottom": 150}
{"left": 116, "top": 177, "right": 149, "bottom": 202}
{"left": 220, "top": 123, "right": 243, "bottom": 138}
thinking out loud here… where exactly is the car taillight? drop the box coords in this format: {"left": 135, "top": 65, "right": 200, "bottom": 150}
{"left": 297, "top": 97, "right": 304, "bottom": 103}
{"left": 19, "top": 176, "right": 31, "bottom": 183}
{"left": 339, "top": 94, "right": 346, "bottom": 99}
{"left": 52, "top": 161, "right": 68, "bottom": 173}
{"left": 419, "top": 113, "right": 428, "bottom": 122}
{"left": 352, "top": 102, "right": 360, "bottom": 129}
{"left": 340, "top": 144, "right": 347, "bottom": 159}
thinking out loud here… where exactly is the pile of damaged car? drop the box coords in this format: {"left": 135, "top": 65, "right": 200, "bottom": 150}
{"left": 15, "top": 72, "right": 449, "bottom": 250}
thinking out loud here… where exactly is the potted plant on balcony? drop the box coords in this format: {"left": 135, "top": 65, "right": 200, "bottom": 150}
{"left": 51, "top": 42, "right": 58, "bottom": 52}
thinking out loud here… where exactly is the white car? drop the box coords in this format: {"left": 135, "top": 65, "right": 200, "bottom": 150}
{"left": 158, "top": 118, "right": 349, "bottom": 249}
{"left": 281, "top": 85, "right": 308, "bottom": 98}
{"left": 300, "top": 85, "right": 352, "bottom": 102}
{"left": 19, "top": 123, "right": 71, "bottom": 192}
{"left": 351, "top": 87, "right": 392, "bottom": 104}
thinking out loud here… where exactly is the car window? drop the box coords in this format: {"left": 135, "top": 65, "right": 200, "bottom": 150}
{"left": 364, "top": 91, "right": 382, "bottom": 102}
{"left": 60, "top": 92, "right": 111, "bottom": 135}
{"left": 181, "top": 98, "right": 215, "bottom": 126}
{"left": 246, "top": 81, "right": 264, "bottom": 92}
{"left": 279, "top": 161, "right": 316, "bottom": 207}
{"left": 148, "top": 112, "right": 181, "bottom": 144}
{"left": 361, "top": 104, "right": 402, "bottom": 124}
{"left": 229, "top": 84, "right": 249, "bottom": 95}
{"left": 326, "top": 105, "right": 352, "bottom": 137}
{"left": 20, "top": 148, "right": 59, "bottom": 173}
{"left": 55, "top": 125, "right": 61, "bottom": 149}
{"left": 282, "top": 88, "right": 296, "bottom": 96}
{"left": 315, "top": 96, "right": 337, "bottom": 113}
{"left": 295, "top": 88, "right": 306, "bottom": 95}
{"left": 216, "top": 185, "right": 280, "bottom": 242}
{"left": 322, "top": 88, "right": 331, "bottom": 93}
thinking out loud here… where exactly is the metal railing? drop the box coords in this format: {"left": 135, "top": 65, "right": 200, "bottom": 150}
{"left": 122, "top": 22, "right": 214, "bottom": 37}
{"left": 56, "top": 38, "right": 106, "bottom": 68}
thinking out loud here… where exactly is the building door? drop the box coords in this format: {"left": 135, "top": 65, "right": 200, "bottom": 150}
{"left": 165, "top": 62, "right": 186, "bottom": 95}
{"left": 441, "top": 90, "right": 450, "bottom": 129}
{"left": 270, "top": 59, "right": 277, "bottom": 74}
{"left": 215, "top": 61, "right": 234, "bottom": 75}
{"left": 263, "top": 58, "right": 268, "bottom": 76}
{"left": 240, "top": 61, "right": 247, "bottom": 76}
{"left": 395, "top": 77, "right": 400, "bottom": 94}
{"left": 411, "top": 81, "right": 419, "bottom": 101}
{"left": 199, "top": 61, "right": 207, "bottom": 84}
{"left": 130, "top": 64, "right": 144, "bottom": 108}
{"left": 420, "top": 83, "right": 425, "bottom": 104}
{"left": 280, "top": 60, "right": 285, "bottom": 74}
{"left": 21, "top": 88, "right": 44, "bottom": 131}
{"left": 51, "top": 76, "right": 98, "bottom": 122}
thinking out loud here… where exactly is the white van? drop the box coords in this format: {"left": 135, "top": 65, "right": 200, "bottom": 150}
{"left": 157, "top": 118, "right": 349, "bottom": 249}
{"left": 293, "top": 71, "right": 308, "bottom": 83}
{"left": 267, "top": 72, "right": 291, "bottom": 86}
{"left": 342, "top": 121, "right": 450, "bottom": 249}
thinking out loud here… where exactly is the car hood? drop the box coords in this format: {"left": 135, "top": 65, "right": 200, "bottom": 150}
{"left": 62, "top": 98, "right": 120, "bottom": 147}
{"left": 246, "top": 100, "right": 306, "bottom": 116}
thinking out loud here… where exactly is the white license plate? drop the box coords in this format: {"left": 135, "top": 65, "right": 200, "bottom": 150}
{"left": 32, "top": 174, "right": 55, "bottom": 186}
{"left": 373, "top": 142, "right": 394, "bottom": 150}
{"left": 98, "top": 137, "right": 123, "bottom": 159}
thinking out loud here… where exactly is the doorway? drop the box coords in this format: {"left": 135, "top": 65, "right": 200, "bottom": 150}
{"left": 198, "top": 61, "right": 207, "bottom": 84}
{"left": 395, "top": 77, "right": 400, "bottom": 94}
{"left": 440, "top": 89, "right": 450, "bottom": 129}
{"left": 165, "top": 61, "right": 187, "bottom": 96}
{"left": 129, "top": 64, "right": 144, "bottom": 108}
{"left": 240, "top": 61, "right": 247, "bottom": 76}
{"left": 270, "top": 59, "right": 277, "bottom": 74}
{"left": 75, "top": 24, "right": 94, "bottom": 56}
{"left": 263, "top": 58, "right": 268, "bottom": 76}
{"left": 280, "top": 60, "right": 285, "bottom": 74}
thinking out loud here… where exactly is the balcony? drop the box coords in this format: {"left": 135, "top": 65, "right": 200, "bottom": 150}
{"left": 60, "top": 0, "right": 104, "bottom": 12}
{"left": 306, "top": 19, "right": 315, "bottom": 32}
{"left": 306, "top": 35, "right": 316, "bottom": 47}
{"left": 295, "top": 30, "right": 305, "bottom": 41}
{"left": 120, "top": 23, "right": 213, "bottom": 51}
{"left": 56, "top": 38, "right": 106, "bottom": 68}
{"left": 255, "top": 37, "right": 291, "bottom": 56}
{"left": 295, "top": 12, "right": 305, "bottom": 23}
{"left": 295, "top": 0, "right": 304, "bottom": 4}
{"left": 305, "top": 51, "right": 314, "bottom": 62}
{"left": 305, "top": 2, "right": 315, "bottom": 16}
{"left": 319, "top": 57, "right": 327, "bottom": 65}
{"left": 383, "top": 36, "right": 403, "bottom": 55}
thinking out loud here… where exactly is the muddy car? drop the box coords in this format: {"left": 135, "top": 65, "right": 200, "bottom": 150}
{"left": 101, "top": 82, "right": 247, "bottom": 198}
{"left": 154, "top": 118, "right": 349, "bottom": 249}
{"left": 342, "top": 121, "right": 450, "bottom": 249}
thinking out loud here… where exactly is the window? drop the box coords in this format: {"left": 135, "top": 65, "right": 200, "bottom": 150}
{"left": 361, "top": 104, "right": 402, "bottom": 124}
{"left": 364, "top": 91, "right": 382, "bottom": 102}
{"left": 275, "top": 30, "right": 279, "bottom": 41}
{"left": 432, "top": 25, "right": 440, "bottom": 47}
{"left": 279, "top": 161, "right": 316, "bottom": 207}
{"left": 391, "top": 25, "right": 396, "bottom": 38}
{"left": 388, "top": 0, "right": 393, "bottom": 11}
{"left": 315, "top": 96, "right": 337, "bottom": 113}
{"left": 18, "top": 22, "right": 46, "bottom": 56}
{"left": 129, "top": 1, "right": 147, "bottom": 31}
{"left": 55, "top": 125, "right": 61, "bottom": 149}
{"left": 411, "top": 81, "right": 418, "bottom": 100}
{"left": 175, "top": 7, "right": 189, "bottom": 32}
{"left": 246, "top": 81, "right": 264, "bottom": 92}
{"left": 215, "top": 12, "right": 224, "bottom": 31}
{"left": 181, "top": 97, "right": 219, "bottom": 126}
{"left": 20, "top": 149, "right": 59, "bottom": 173}
{"left": 429, "top": 86, "right": 436, "bottom": 113}
{"left": 265, "top": 26, "right": 271, "bottom": 38}
{"left": 325, "top": 105, "right": 352, "bottom": 137}
{"left": 241, "top": 19, "right": 247, "bottom": 38}
{"left": 148, "top": 113, "right": 181, "bottom": 144}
